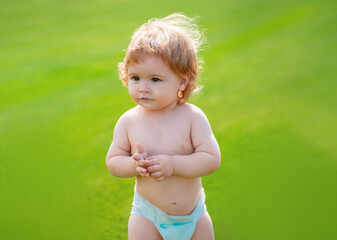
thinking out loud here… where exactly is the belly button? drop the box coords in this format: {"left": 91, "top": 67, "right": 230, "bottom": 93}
{"left": 172, "top": 201, "right": 177, "bottom": 206}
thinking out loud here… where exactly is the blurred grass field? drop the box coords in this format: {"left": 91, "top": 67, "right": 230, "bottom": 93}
{"left": 1, "top": 0, "right": 336, "bottom": 239}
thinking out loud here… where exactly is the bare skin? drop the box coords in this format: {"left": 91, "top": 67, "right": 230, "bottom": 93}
{"left": 107, "top": 104, "right": 220, "bottom": 214}
{"left": 106, "top": 54, "right": 221, "bottom": 239}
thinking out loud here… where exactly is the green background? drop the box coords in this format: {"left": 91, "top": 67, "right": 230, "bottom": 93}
{"left": 1, "top": 0, "right": 336, "bottom": 239}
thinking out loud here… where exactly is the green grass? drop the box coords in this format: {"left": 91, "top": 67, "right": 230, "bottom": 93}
{"left": 1, "top": 0, "right": 336, "bottom": 239}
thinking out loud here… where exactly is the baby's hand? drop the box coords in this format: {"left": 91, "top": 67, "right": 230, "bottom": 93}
{"left": 146, "top": 155, "right": 174, "bottom": 182}
{"left": 133, "top": 142, "right": 150, "bottom": 177}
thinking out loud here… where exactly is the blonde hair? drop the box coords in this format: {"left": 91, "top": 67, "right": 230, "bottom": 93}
{"left": 118, "top": 13, "right": 206, "bottom": 104}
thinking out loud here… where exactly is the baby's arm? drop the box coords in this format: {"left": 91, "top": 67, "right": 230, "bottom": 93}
{"left": 106, "top": 115, "right": 148, "bottom": 178}
{"left": 146, "top": 107, "right": 221, "bottom": 180}
{"left": 173, "top": 107, "right": 221, "bottom": 177}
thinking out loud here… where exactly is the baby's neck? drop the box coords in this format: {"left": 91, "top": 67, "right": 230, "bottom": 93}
{"left": 139, "top": 101, "right": 181, "bottom": 115}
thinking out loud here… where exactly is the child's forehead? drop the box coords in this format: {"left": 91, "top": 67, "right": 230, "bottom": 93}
{"left": 127, "top": 54, "right": 182, "bottom": 77}
{"left": 128, "top": 53, "right": 167, "bottom": 68}
{"left": 126, "top": 50, "right": 183, "bottom": 76}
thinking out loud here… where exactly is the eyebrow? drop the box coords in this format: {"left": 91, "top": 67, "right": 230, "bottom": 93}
{"left": 128, "top": 73, "right": 165, "bottom": 78}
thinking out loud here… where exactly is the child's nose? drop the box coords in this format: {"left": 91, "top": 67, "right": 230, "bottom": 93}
{"left": 139, "top": 81, "right": 150, "bottom": 93}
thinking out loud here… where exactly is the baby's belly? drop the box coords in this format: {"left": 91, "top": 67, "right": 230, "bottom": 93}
{"left": 136, "top": 176, "right": 202, "bottom": 215}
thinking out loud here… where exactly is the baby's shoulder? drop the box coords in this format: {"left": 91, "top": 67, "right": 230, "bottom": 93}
{"left": 178, "top": 103, "right": 206, "bottom": 117}
{"left": 177, "top": 103, "right": 210, "bottom": 128}
{"left": 117, "top": 106, "right": 140, "bottom": 124}
{"left": 122, "top": 106, "right": 139, "bottom": 117}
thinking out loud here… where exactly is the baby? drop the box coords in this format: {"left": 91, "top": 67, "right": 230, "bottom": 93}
{"left": 106, "top": 13, "right": 221, "bottom": 240}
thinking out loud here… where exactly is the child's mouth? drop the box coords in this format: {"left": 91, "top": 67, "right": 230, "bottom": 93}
{"left": 139, "top": 97, "right": 152, "bottom": 101}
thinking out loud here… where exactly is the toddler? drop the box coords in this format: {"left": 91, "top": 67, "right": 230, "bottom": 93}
{"left": 106, "top": 13, "right": 221, "bottom": 240}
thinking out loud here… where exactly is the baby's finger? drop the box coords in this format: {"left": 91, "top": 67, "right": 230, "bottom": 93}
{"left": 135, "top": 142, "right": 144, "bottom": 153}
{"left": 147, "top": 158, "right": 159, "bottom": 166}
{"left": 150, "top": 171, "right": 163, "bottom": 178}
{"left": 136, "top": 166, "right": 147, "bottom": 174}
{"left": 133, "top": 153, "right": 144, "bottom": 161}
{"left": 146, "top": 164, "right": 161, "bottom": 173}
{"left": 140, "top": 172, "right": 150, "bottom": 177}
{"left": 135, "top": 159, "right": 149, "bottom": 167}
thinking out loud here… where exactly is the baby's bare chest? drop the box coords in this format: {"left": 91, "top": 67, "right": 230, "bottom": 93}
{"left": 128, "top": 118, "right": 194, "bottom": 156}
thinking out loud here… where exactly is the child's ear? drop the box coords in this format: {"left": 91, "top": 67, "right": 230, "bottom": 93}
{"left": 179, "top": 74, "right": 190, "bottom": 91}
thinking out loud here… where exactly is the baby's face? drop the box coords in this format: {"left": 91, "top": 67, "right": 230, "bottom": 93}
{"left": 127, "top": 54, "right": 185, "bottom": 112}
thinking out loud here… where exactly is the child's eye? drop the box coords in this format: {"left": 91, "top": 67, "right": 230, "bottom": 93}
{"left": 131, "top": 76, "right": 140, "bottom": 81}
{"left": 151, "top": 77, "right": 161, "bottom": 82}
